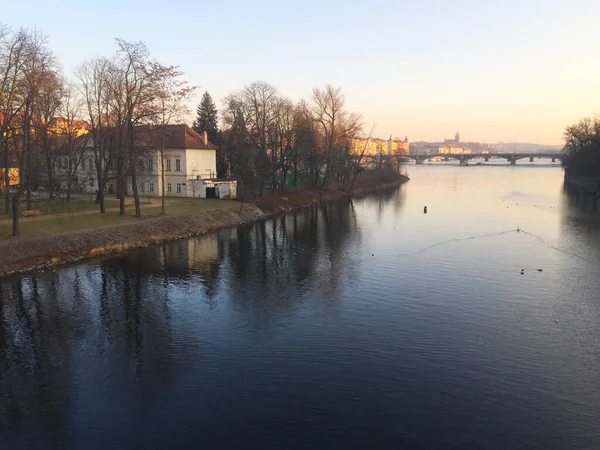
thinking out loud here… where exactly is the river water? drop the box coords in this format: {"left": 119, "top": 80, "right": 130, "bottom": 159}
{"left": 1, "top": 162, "right": 600, "bottom": 449}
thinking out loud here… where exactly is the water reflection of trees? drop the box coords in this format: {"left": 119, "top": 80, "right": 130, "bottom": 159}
{"left": 222, "top": 198, "right": 362, "bottom": 324}
{"left": 356, "top": 185, "right": 406, "bottom": 224}
{"left": 559, "top": 191, "right": 600, "bottom": 259}
{"left": 0, "top": 271, "right": 86, "bottom": 445}
{"left": 0, "top": 259, "right": 177, "bottom": 445}
{"left": 0, "top": 193, "right": 385, "bottom": 443}
{"left": 561, "top": 189, "right": 600, "bottom": 219}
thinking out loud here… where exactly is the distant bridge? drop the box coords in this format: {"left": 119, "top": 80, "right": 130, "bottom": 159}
{"left": 365, "top": 152, "right": 564, "bottom": 166}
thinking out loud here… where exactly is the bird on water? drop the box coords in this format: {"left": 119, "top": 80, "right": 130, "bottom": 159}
{"left": 424, "top": 206, "right": 428, "bottom": 214}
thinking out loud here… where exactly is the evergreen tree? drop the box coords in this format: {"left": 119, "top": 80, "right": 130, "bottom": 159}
{"left": 193, "top": 91, "right": 220, "bottom": 145}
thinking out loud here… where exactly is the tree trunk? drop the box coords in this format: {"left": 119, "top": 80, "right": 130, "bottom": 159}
{"left": 46, "top": 152, "right": 54, "bottom": 201}
{"left": 281, "top": 168, "right": 287, "bottom": 191}
{"left": 129, "top": 154, "right": 141, "bottom": 217}
{"left": 25, "top": 172, "right": 32, "bottom": 210}
{"left": 96, "top": 163, "right": 106, "bottom": 213}
{"left": 117, "top": 144, "right": 126, "bottom": 215}
{"left": 117, "top": 131, "right": 127, "bottom": 215}
{"left": 160, "top": 147, "right": 166, "bottom": 215}
{"left": 3, "top": 148, "right": 10, "bottom": 215}
{"left": 118, "top": 177, "right": 125, "bottom": 216}
{"left": 22, "top": 97, "right": 33, "bottom": 212}
{"left": 25, "top": 137, "right": 32, "bottom": 211}
{"left": 293, "top": 154, "right": 298, "bottom": 187}
{"left": 12, "top": 196, "right": 19, "bottom": 237}
{"left": 98, "top": 189, "right": 105, "bottom": 213}
{"left": 48, "top": 173, "right": 54, "bottom": 200}
{"left": 236, "top": 166, "right": 245, "bottom": 212}
{"left": 348, "top": 155, "right": 365, "bottom": 195}
{"left": 271, "top": 164, "right": 277, "bottom": 193}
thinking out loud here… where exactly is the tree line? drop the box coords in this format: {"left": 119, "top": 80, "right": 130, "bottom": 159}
{"left": 192, "top": 81, "right": 368, "bottom": 202}
{"left": 216, "top": 82, "right": 365, "bottom": 200}
{"left": 1, "top": 24, "right": 195, "bottom": 231}
{"left": 563, "top": 117, "right": 600, "bottom": 177}
{"left": 1, "top": 23, "right": 369, "bottom": 235}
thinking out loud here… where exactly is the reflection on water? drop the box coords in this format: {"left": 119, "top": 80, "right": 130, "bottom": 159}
{"left": 0, "top": 199, "right": 364, "bottom": 449}
{"left": 1, "top": 166, "right": 600, "bottom": 449}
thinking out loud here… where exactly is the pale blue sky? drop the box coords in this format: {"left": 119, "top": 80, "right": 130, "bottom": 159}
{"left": 3, "top": 0, "right": 600, "bottom": 144}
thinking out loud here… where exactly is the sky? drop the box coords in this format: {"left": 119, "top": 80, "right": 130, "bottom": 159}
{"left": 3, "top": 0, "right": 600, "bottom": 145}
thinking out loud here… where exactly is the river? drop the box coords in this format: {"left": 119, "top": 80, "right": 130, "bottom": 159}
{"left": 1, "top": 162, "right": 600, "bottom": 449}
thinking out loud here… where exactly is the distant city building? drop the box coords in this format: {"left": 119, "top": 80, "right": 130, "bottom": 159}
{"left": 409, "top": 132, "right": 478, "bottom": 155}
{"left": 444, "top": 131, "right": 460, "bottom": 146}
{"left": 351, "top": 136, "right": 409, "bottom": 156}
{"left": 423, "top": 144, "right": 471, "bottom": 155}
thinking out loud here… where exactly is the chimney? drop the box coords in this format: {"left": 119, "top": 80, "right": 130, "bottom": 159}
{"left": 203, "top": 130, "right": 208, "bottom": 145}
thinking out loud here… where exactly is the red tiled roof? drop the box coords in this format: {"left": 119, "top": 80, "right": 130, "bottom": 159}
{"left": 129, "top": 124, "right": 217, "bottom": 150}
{"left": 72, "top": 124, "right": 217, "bottom": 151}
{"left": 160, "top": 124, "right": 217, "bottom": 150}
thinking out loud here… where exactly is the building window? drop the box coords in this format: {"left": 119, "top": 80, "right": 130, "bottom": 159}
{"left": 89, "top": 158, "right": 93, "bottom": 170}
{"left": 148, "top": 159, "right": 153, "bottom": 172}
{"left": 138, "top": 159, "right": 145, "bottom": 172}
{"left": 176, "top": 183, "right": 182, "bottom": 193}
{"left": 168, "top": 183, "right": 172, "bottom": 193}
{"left": 81, "top": 159, "right": 85, "bottom": 170}
{"left": 149, "top": 182, "right": 155, "bottom": 193}
{"left": 166, "top": 159, "right": 171, "bottom": 171}
{"left": 175, "top": 159, "right": 181, "bottom": 171}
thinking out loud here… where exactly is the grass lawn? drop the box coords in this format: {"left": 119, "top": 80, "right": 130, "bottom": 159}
{"left": 34, "top": 198, "right": 123, "bottom": 214}
{"left": 0, "top": 197, "right": 241, "bottom": 241}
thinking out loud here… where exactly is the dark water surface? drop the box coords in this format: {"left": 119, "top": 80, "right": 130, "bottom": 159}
{"left": 2, "top": 164, "right": 600, "bottom": 449}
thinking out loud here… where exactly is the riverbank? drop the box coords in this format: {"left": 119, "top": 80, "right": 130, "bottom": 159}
{"left": 252, "top": 170, "right": 409, "bottom": 214}
{"left": 0, "top": 170, "right": 408, "bottom": 277}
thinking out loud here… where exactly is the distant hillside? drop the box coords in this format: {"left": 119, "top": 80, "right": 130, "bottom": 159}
{"left": 491, "top": 143, "right": 563, "bottom": 153}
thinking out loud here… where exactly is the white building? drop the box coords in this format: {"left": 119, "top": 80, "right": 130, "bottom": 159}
{"left": 59, "top": 124, "right": 220, "bottom": 198}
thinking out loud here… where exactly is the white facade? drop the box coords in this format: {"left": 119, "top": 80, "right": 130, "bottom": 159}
{"left": 58, "top": 147, "right": 217, "bottom": 198}
{"left": 158, "top": 147, "right": 217, "bottom": 197}
{"left": 58, "top": 125, "right": 220, "bottom": 198}
{"left": 185, "top": 179, "right": 237, "bottom": 199}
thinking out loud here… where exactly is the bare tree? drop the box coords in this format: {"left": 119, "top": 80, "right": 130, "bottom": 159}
{"left": 0, "top": 25, "right": 27, "bottom": 215}
{"left": 110, "top": 39, "right": 158, "bottom": 217}
{"left": 270, "top": 96, "right": 295, "bottom": 190}
{"left": 348, "top": 125, "right": 375, "bottom": 194}
{"left": 9, "top": 28, "right": 57, "bottom": 236}
{"left": 222, "top": 94, "right": 253, "bottom": 205}
{"left": 148, "top": 61, "right": 196, "bottom": 214}
{"left": 242, "top": 81, "right": 279, "bottom": 194}
{"left": 307, "top": 85, "right": 362, "bottom": 189}
{"left": 32, "top": 71, "right": 63, "bottom": 199}
{"left": 57, "top": 84, "right": 86, "bottom": 200}
{"left": 293, "top": 101, "right": 319, "bottom": 188}
{"left": 76, "top": 57, "right": 114, "bottom": 213}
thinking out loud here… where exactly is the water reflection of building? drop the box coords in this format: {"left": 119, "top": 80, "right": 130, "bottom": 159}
{"left": 132, "top": 235, "right": 221, "bottom": 298}
{"left": 133, "top": 235, "right": 219, "bottom": 275}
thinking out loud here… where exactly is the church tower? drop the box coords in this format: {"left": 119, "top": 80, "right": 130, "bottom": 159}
{"left": 455, "top": 131, "right": 460, "bottom": 144}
